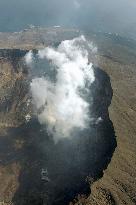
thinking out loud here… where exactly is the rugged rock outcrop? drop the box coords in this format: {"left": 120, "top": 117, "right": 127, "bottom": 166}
{"left": 0, "top": 49, "right": 29, "bottom": 128}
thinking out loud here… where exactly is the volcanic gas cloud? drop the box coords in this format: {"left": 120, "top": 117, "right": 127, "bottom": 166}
{"left": 25, "top": 36, "right": 97, "bottom": 142}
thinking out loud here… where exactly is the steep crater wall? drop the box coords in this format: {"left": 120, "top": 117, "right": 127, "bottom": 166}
{"left": 0, "top": 49, "right": 29, "bottom": 127}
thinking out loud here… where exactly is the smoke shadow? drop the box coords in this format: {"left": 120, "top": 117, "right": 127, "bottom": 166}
{"left": 5, "top": 66, "right": 117, "bottom": 205}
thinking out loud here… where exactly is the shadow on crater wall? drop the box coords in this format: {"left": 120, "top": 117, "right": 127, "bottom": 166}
{"left": 0, "top": 66, "right": 116, "bottom": 205}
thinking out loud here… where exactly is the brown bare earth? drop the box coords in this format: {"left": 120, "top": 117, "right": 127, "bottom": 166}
{"left": 84, "top": 33, "right": 136, "bottom": 205}
{"left": 85, "top": 57, "right": 136, "bottom": 205}
{"left": 0, "top": 28, "right": 136, "bottom": 205}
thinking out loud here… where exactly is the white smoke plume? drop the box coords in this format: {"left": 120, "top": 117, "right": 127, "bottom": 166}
{"left": 29, "top": 36, "right": 96, "bottom": 142}
{"left": 25, "top": 50, "right": 33, "bottom": 65}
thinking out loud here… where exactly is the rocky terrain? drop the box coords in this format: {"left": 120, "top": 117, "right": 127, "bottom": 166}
{"left": 0, "top": 27, "right": 136, "bottom": 205}
{"left": 86, "top": 32, "right": 136, "bottom": 205}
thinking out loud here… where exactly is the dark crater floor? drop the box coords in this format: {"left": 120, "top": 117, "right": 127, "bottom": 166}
{"left": 0, "top": 66, "right": 117, "bottom": 205}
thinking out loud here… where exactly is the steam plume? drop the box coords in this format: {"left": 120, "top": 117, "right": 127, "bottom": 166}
{"left": 25, "top": 50, "right": 33, "bottom": 65}
{"left": 29, "top": 36, "right": 96, "bottom": 142}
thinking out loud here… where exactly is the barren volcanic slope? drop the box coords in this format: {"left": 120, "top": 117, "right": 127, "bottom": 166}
{"left": 86, "top": 32, "right": 136, "bottom": 205}
{"left": 0, "top": 28, "right": 136, "bottom": 205}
